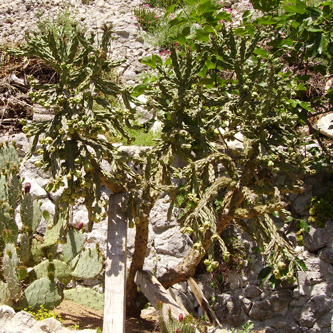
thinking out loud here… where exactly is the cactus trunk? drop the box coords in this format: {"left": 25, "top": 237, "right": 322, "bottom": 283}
{"left": 126, "top": 212, "right": 149, "bottom": 317}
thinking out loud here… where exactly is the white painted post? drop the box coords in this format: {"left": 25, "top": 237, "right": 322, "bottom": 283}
{"left": 103, "top": 193, "right": 127, "bottom": 333}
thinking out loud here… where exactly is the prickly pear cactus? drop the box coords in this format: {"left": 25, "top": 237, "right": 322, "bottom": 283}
{"left": 0, "top": 281, "right": 11, "bottom": 306}
{"left": 43, "top": 211, "right": 66, "bottom": 248}
{"left": 3, "top": 243, "right": 21, "bottom": 302}
{"left": 20, "top": 193, "right": 42, "bottom": 233}
{"left": 0, "top": 141, "right": 105, "bottom": 311}
{"left": 24, "top": 277, "right": 63, "bottom": 310}
{"left": 64, "top": 287, "right": 104, "bottom": 311}
{"left": 62, "top": 228, "right": 85, "bottom": 263}
{"left": 32, "top": 259, "right": 71, "bottom": 285}
{"left": 71, "top": 247, "right": 104, "bottom": 280}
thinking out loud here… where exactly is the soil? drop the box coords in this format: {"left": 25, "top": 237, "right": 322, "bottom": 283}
{"left": 54, "top": 300, "right": 160, "bottom": 332}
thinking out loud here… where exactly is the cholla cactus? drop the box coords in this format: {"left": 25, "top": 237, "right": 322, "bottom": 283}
{"left": 12, "top": 16, "right": 138, "bottom": 231}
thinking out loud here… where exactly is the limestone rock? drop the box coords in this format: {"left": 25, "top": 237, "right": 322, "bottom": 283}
{"left": 313, "top": 113, "right": 333, "bottom": 139}
{"left": 249, "top": 289, "right": 292, "bottom": 320}
{"left": 319, "top": 248, "right": 333, "bottom": 264}
{"left": 213, "top": 294, "right": 247, "bottom": 326}
{"left": 303, "top": 222, "right": 333, "bottom": 252}
{"left": 244, "top": 285, "right": 262, "bottom": 299}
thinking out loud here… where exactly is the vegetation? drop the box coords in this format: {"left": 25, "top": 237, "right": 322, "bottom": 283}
{"left": 24, "top": 304, "right": 63, "bottom": 322}
{"left": 0, "top": 142, "right": 104, "bottom": 311}
{"left": 0, "top": 0, "right": 332, "bottom": 330}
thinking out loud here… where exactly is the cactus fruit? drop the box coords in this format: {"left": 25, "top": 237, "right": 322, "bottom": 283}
{"left": 64, "top": 287, "right": 104, "bottom": 311}
{"left": 24, "top": 183, "right": 31, "bottom": 193}
{"left": 24, "top": 277, "right": 63, "bottom": 310}
{"left": 71, "top": 248, "right": 103, "bottom": 280}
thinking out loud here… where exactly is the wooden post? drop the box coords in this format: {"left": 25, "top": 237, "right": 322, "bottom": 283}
{"left": 188, "top": 277, "right": 221, "bottom": 327}
{"left": 103, "top": 193, "right": 127, "bottom": 333}
{"left": 135, "top": 270, "right": 189, "bottom": 323}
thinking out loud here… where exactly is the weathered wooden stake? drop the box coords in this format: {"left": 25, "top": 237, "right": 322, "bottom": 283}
{"left": 188, "top": 277, "right": 221, "bottom": 327}
{"left": 103, "top": 193, "right": 127, "bottom": 333}
{"left": 135, "top": 270, "right": 190, "bottom": 323}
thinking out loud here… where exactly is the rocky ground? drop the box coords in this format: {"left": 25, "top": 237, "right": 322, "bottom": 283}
{"left": 0, "top": 0, "right": 156, "bottom": 87}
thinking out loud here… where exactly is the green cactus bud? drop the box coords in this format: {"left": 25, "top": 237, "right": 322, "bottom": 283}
{"left": 203, "top": 221, "right": 211, "bottom": 228}
{"left": 193, "top": 242, "right": 202, "bottom": 250}
{"left": 206, "top": 265, "right": 214, "bottom": 272}
{"left": 223, "top": 251, "right": 230, "bottom": 262}
{"left": 204, "top": 259, "right": 210, "bottom": 266}
{"left": 277, "top": 261, "right": 286, "bottom": 270}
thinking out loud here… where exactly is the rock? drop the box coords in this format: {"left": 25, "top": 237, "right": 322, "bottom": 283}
{"left": 197, "top": 272, "right": 216, "bottom": 301}
{"left": 33, "top": 317, "right": 72, "bottom": 332}
{"left": 0, "top": 305, "right": 15, "bottom": 321}
{"left": 319, "top": 248, "right": 333, "bottom": 264}
{"left": 213, "top": 294, "right": 247, "bottom": 326}
{"left": 170, "top": 282, "right": 197, "bottom": 314}
{"left": 0, "top": 306, "right": 95, "bottom": 333}
{"left": 290, "top": 191, "right": 312, "bottom": 216}
{"left": 314, "top": 113, "right": 333, "bottom": 138}
{"left": 294, "top": 295, "right": 333, "bottom": 329}
{"left": 150, "top": 198, "right": 179, "bottom": 231}
{"left": 311, "top": 295, "right": 333, "bottom": 318}
{"left": 244, "top": 285, "right": 262, "bottom": 298}
{"left": 303, "top": 222, "right": 333, "bottom": 252}
{"left": 249, "top": 289, "right": 292, "bottom": 320}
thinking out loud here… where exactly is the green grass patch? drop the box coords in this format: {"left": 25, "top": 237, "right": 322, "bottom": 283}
{"left": 122, "top": 127, "right": 161, "bottom": 146}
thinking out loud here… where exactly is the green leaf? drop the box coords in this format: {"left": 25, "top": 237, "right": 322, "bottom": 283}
{"left": 268, "top": 275, "right": 281, "bottom": 288}
{"left": 299, "top": 219, "right": 310, "bottom": 233}
{"left": 165, "top": 4, "right": 177, "bottom": 16}
{"left": 250, "top": 0, "right": 282, "bottom": 12}
{"left": 175, "top": 33, "right": 187, "bottom": 45}
{"left": 298, "top": 100, "right": 314, "bottom": 112}
{"left": 253, "top": 47, "right": 269, "bottom": 59}
{"left": 141, "top": 54, "right": 162, "bottom": 69}
{"left": 132, "top": 84, "right": 147, "bottom": 97}
{"left": 194, "top": 29, "right": 210, "bottom": 42}
{"left": 198, "top": 78, "right": 216, "bottom": 86}
{"left": 304, "top": 7, "right": 322, "bottom": 24}
{"left": 258, "top": 266, "right": 272, "bottom": 282}
{"left": 255, "top": 15, "right": 279, "bottom": 25}
{"left": 282, "top": 0, "right": 307, "bottom": 14}
{"left": 215, "top": 11, "right": 232, "bottom": 22}
{"left": 294, "top": 258, "right": 307, "bottom": 271}
{"left": 169, "top": 17, "right": 187, "bottom": 27}
{"left": 141, "top": 56, "right": 156, "bottom": 69}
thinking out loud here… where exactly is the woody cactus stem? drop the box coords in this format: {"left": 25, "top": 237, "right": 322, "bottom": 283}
{"left": 126, "top": 211, "right": 149, "bottom": 316}
{"left": 159, "top": 187, "right": 243, "bottom": 288}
